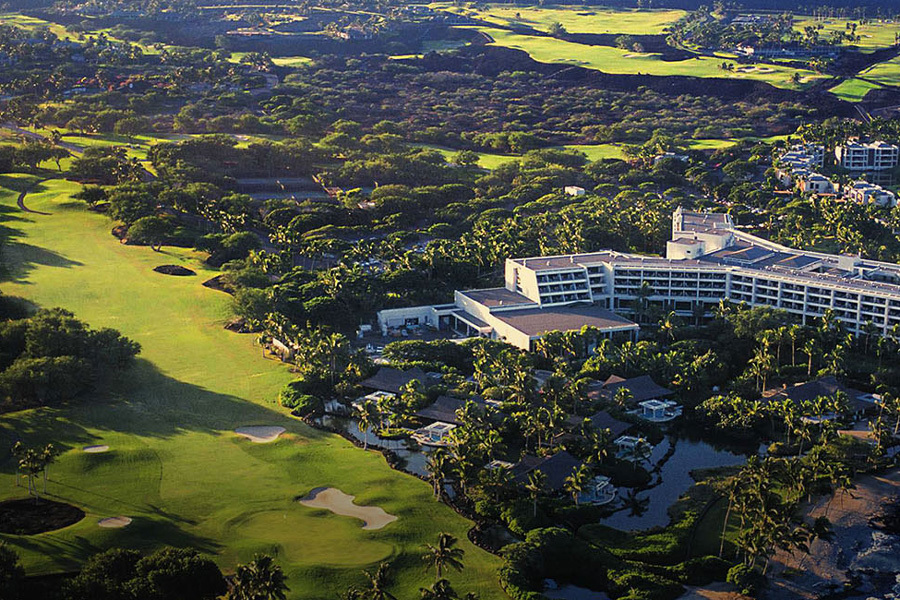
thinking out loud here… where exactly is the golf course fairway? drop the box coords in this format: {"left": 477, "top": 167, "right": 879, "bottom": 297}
{"left": 0, "top": 176, "right": 504, "bottom": 599}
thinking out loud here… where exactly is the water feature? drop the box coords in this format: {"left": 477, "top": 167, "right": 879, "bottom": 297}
{"left": 543, "top": 580, "right": 609, "bottom": 600}
{"left": 600, "top": 435, "right": 758, "bottom": 531}
{"left": 316, "top": 415, "right": 432, "bottom": 477}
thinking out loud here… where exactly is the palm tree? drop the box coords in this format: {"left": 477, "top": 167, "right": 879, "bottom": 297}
{"left": 422, "top": 533, "right": 465, "bottom": 581}
{"left": 613, "top": 386, "right": 633, "bottom": 409}
{"left": 362, "top": 563, "right": 397, "bottom": 600}
{"left": 787, "top": 324, "right": 802, "bottom": 367}
{"left": 478, "top": 430, "right": 505, "bottom": 462}
{"left": 803, "top": 338, "right": 818, "bottom": 377}
{"left": 227, "top": 554, "right": 289, "bottom": 600}
{"left": 356, "top": 400, "right": 377, "bottom": 450}
{"left": 525, "top": 470, "right": 546, "bottom": 517}
{"left": 749, "top": 344, "right": 774, "bottom": 392}
{"left": 426, "top": 449, "right": 449, "bottom": 498}
{"left": 658, "top": 311, "right": 679, "bottom": 345}
{"left": 563, "top": 464, "right": 591, "bottom": 506}
{"left": 719, "top": 476, "right": 741, "bottom": 558}
{"left": 420, "top": 579, "right": 459, "bottom": 600}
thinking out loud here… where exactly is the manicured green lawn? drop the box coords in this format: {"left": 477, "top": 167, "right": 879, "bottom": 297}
{"left": 0, "top": 12, "right": 168, "bottom": 55}
{"left": 856, "top": 56, "right": 900, "bottom": 87}
{"left": 829, "top": 78, "right": 883, "bottom": 102}
{"left": 468, "top": 27, "right": 825, "bottom": 90}
{"left": 0, "top": 13, "right": 78, "bottom": 41}
{"left": 793, "top": 17, "right": 900, "bottom": 54}
{"left": 438, "top": 4, "right": 686, "bottom": 35}
{"left": 228, "top": 52, "right": 313, "bottom": 67}
{"left": 0, "top": 177, "right": 504, "bottom": 600}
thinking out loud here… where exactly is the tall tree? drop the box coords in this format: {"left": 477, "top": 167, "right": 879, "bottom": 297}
{"left": 227, "top": 554, "right": 288, "bottom": 600}
{"left": 421, "top": 533, "right": 465, "bottom": 581}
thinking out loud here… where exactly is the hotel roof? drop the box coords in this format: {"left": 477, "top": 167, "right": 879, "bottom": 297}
{"left": 458, "top": 287, "right": 535, "bottom": 308}
{"left": 492, "top": 305, "right": 638, "bottom": 338}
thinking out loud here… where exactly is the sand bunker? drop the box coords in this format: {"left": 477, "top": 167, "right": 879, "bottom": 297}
{"left": 299, "top": 487, "right": 397, "bottom": 530}
{"left": 98, "top": 516, "right": 132, "bottom": 528}
{"left": 83, "top": 445, "right": 109, "bottom": 453}
{"left": 235, "top": 426, "right": 286, "bottom": 443}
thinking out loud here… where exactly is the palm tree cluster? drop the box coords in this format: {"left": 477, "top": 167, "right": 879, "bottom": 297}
{"left": 344, "top": 534, "right": 476, "bottom": 600}
{"left": 227, "top": 554, "right": 289, "bottom": 600}
{"left": 719, "top": 446, "right": 848, "bottom": 576}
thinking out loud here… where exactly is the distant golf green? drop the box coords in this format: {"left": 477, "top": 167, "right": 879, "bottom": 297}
{"left": 793, "top": 16, "right": 900, "bottom": 54}
{"left": 442, "top": 4, "right": 686, "bottom": 35}
{"left": 468, "top": 27, "right": 823, "bottom": 90}
{"left": 856, "top": 55, "right": 900, "bottom": 87}
{"left": 829, "top": 77, "right": 883, "bottom": 102}
{"left": 0, "top": 176, "right": 504, "bottom": 599}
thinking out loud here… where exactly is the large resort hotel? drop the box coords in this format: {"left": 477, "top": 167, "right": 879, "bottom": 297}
{"left": 378, "top": 208, "right": 900, "bottom": 350}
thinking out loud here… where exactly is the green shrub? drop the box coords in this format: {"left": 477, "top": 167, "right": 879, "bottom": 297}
{"left": 608, "top": 569, "right": 683, "bottom": 600}
{"left": 665, "top": 556, "right": 731, "bottom": 585}
{"left": 278, "top": 382, "right": 323, "bottom": 417}
{"left": 726, "top": 564, "right": 762, "bottom": 595}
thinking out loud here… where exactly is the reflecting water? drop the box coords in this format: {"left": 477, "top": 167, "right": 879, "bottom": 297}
{"left": 544, "top": 580, "right": 610, "bottom": 600}
{"left": 600, "top": 436, "right": 759, "bottom": 531}
{"left": 316, "top": 415, "right": 431, "bottom": 477}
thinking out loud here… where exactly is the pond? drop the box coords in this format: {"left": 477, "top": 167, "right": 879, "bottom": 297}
{"left": 543, "top": 580, "right": 609, "bottom": 600}
{"left": 599, "top": 436, "right": 760, "bottom": 531}
{"left": 316, "top": 415, "right": 433, "bottom": 478}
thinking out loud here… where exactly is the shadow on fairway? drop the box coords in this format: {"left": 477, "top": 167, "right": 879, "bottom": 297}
{"left": 0, "top": 358, "right": 328, "bottom": 451}
{"left": 7, "top": 513, "right": 221, "bottom": 570}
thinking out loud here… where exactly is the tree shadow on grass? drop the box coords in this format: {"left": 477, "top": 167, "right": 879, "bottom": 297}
{"left": 5, "top": 515, "right": 221, "bottom": 572}
{"left": 0, "top": 241, "right": 83, "bottom": 284}
{"left": 0, "top": 206, "right": 83, "bottom": 283}
{"left": 0, "top": 174, "right": 41, "bottom": 194}
{"left": 0, "top": 357, "right": 327, "bottom": 450}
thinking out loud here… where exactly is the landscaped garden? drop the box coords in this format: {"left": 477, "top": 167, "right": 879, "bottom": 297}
{"left": 0, "top": 176, "right": 505, "bottom": 600}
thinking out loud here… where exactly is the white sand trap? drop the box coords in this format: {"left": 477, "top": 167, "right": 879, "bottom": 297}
{"left": 98, "top": 516, "right": 132, "bottom": 528}
{"left": 299, "top": 487, "right": 397, "bottom": 530}
{"left": 235, "top": 426, "right": 286, "bottom": 443}
{"left": 83, "top": 445, "right": 110, "bottom": 453}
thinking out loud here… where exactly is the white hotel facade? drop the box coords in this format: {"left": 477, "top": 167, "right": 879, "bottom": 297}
{"left": 378, "top": 208, "right": 900, "bottom": 349}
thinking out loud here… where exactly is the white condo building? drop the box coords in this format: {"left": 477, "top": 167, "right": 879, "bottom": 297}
{"left": 378, "top": 208, "right": 900, "bottom": 349}
{"left": 835, "top": 140, "right": 899, "bottom": 172}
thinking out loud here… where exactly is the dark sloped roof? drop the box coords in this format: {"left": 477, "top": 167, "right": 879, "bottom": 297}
{"left": 359, "top": 367, "right": 428, "bottom": 394}
{"left": 601, "top": 374, "right": 673, "bottom": 403}
{"left": 512, "top": 451, "right": 583, "bottom": 491}
{"left": 415, "top": 396, "right": 483, "bottom": 425}
{"left": 563, "top": 411, "right": 631, "bottom": 438}
{"left": 767, "top": 376, "right": 872, "bottom": 412}
{"left": 588, "top": 411, "right": 632, "bottom": 437}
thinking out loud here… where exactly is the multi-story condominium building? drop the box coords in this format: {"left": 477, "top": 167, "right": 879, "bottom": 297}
{"left": 843, "top": 180, "right": 897, "bottom": 207}
{"left": 377, "top": 209, "right": 900, "bottom": 349}
{"left": 778, "top": 144, "right": 825, "bottom": 169}
{"left": 795, "top": 172, "right": 835, "bottom": 195}
{"left": 774, "top": 144, "right": 825, "bottom": 187}
{"left": 835, "top": 140, "right": 899, "bottom": 172}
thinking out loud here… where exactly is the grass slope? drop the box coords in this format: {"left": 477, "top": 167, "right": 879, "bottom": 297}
{"left": 470, "top": 27, "right": 823, "bottom": 90}
{"left": 829, "top": 77, "right": 884, "bottom": 102}
{"left": 441, "top": 4, "right": 686, "bottom": 35}
{"left": 0, "top": 177, "right": 504, "bottom": 599}
{"left": 793, "top": 17, "right": 900, "bottom": 54}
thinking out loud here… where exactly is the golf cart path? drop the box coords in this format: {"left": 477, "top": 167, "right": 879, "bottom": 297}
{"left": 16, "top": 178, "right": 51, "bottom": 215}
